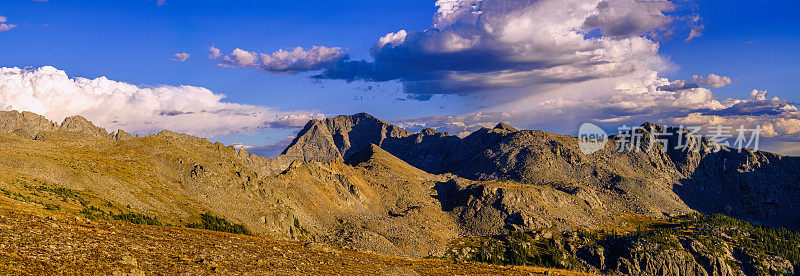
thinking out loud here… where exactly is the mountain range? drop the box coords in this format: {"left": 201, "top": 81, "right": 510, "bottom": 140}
{"left": 0, "top": 110, "right": 798, "bottom": 275}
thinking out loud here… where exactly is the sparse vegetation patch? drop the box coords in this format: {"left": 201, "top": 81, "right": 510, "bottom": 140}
{"left": 186, "top": 213, "right": 250, "bottom": 235}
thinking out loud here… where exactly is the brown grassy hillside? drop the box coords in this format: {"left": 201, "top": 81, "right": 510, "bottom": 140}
{"left": 0, "top": 203, "right": 586, "bottom": 275}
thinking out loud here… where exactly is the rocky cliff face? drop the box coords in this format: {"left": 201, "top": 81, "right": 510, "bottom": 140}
{"left": 59, "top": 115, "right": 113, "bottom": 139}
{"left": 0, "top": 110, "right": 58, "bottom": 139}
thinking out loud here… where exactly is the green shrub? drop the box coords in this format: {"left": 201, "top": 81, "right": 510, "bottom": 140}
{"left": 79, "top": 205, "right": 109, "bottom": 220}
{"left": 112, "top": 212, "right": 162, "bottom": 225}
{"left": 186, "top": 213, "right": 250, "bottom": 235}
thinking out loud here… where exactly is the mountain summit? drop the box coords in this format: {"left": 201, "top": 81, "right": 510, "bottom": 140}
{"left": 281, "top": 113, "right": 414, "bottom": 162}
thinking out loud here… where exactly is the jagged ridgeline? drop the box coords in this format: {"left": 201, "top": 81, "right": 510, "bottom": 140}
{"left": 1, "top": 110, "right": 798, "bottom": 275}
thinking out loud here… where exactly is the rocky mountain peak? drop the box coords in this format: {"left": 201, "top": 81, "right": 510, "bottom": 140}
{"left": 0, "top": 110, "right": 59, "bottom": 138}
{"left": 281, "top": 119, "right": 342, "bottom": 163}
{"left": 60, "top": 115, "right": 111, "bottom": 139}
{"left": 114, "top": 129, "right": 134, "bottom": 141}
{"left": 493, "top": 122, "right": 518, "bottom": 133}
{"left": 281, "top": 113, "right": 416, "bottom": 163}
{"left": 420, "top": 128, "right": 439, "bottom": 136}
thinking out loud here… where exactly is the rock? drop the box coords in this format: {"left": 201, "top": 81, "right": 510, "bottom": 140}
{"left": 0, "top": 110, "right": 58, "bottom": 138}
{"left": 151, "top": 129, "right": 208, "bottom": 143}
{"left": 578, "top": 246, "right": 606, "bottom": 270}
{"left": 281, "top": 120, "right": 343, "bottom": 163}
{"left": 60, "top": 115, "right": 112, "bottom": 139}
{"left": 114, "top": 129, "right": 133, "bottom": 141}
{"left": 611, "top": 239, "right": 709, "bottom": 276}
{"left": 120, "top": 254, "right": 138, "bottom": 267}
{"left": 736, "top": 248, "right": 795, "bottom": 276}
{"left": 493, "top": 122, "right": 518, "bottom": 133}
{"left": 762, "top": 256, "right": 795, "bottom": 275}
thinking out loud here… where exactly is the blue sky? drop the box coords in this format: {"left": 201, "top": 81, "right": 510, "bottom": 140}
{"left": 0, "top": 0, "right": 798, "bottom": 155}
{"left": 659, "top": 0, "right": 799, "bottom": 100}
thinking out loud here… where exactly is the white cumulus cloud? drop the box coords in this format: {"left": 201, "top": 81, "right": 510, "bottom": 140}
{"left": 172, "top": 52, "right": 190, "bottom": 62}
{"left": 0, "top": 66, "right": 323, "bottom": 137}
{"left": 212, "top": 46, "right": 346, "bottom": 73}
{"left": 0, "top": 16, "right": 17, "bottom": 32}
{"left": 691, "top": 74, "right": 733, "bottom": 88}
{"left": 208, "top": 46, "right": 222, "bottom": 60}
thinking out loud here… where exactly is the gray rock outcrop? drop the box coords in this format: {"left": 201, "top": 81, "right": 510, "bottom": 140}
{"left": 0, "top": 110, "right": 58, "bottom": 138}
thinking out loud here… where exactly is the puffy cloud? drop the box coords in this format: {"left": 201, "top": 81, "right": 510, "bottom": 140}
{"left": 172, "top": 52, "right": 190, "bottom": 62}
{"left": 375, "top": 30, "right": 407, "bottom": 49}
{"left": 658, "top": 80, "right": 699, "bottom": 91}
{"left": 654, "top": 74, "right": 732, "bottom": 92}
{"left": 750, "top": 89, "right": 768, "bottom": 101}
{"left": 582, "top": 0, "right": 675, "bottom": 37}
{"left": 0, "top": 16, "right": 17, "bottom": 32}
{"left": 208, "top": 46, "right": 222, "bottom": 60}
{"left": 0, "top": 66, "right": 322, "bottom": 137}
{"left": 265, "top": 113, "right": 325, "bottom": 129}
{"left": 691, "top": 74, "right": 733, "bottom": 88}
{"left": 222, "top": 48, "right": 257, "bottom": 67}
{"left": 212, "top": 46, "right": 346, "bottom": 73}
{"left": 308, "top": 0, "right": 705, "bottom": 97}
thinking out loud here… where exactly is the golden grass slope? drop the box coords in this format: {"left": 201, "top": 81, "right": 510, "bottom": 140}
{"left": 0, "top": 205, "right": 589, "bottom": 275}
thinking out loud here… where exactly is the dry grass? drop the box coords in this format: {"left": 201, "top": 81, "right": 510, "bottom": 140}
{"left": 0, "top": 205, "right": 589, "bottom": 275}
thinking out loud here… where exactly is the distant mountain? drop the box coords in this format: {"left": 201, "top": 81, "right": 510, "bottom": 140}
{"left": 1, "top": 110, "right": 798, "bottom": 275}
